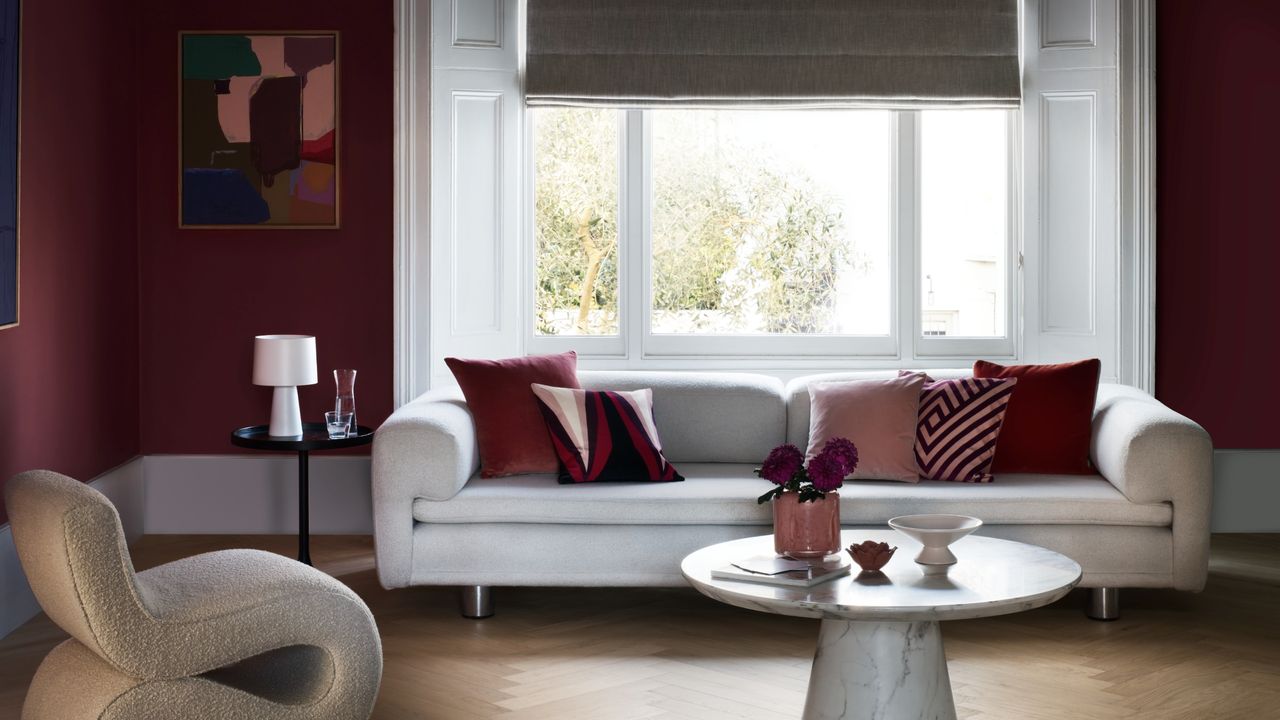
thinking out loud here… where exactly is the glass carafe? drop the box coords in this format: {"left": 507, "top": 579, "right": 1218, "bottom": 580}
{"left": 334, "top": 369, "right": 357, "bottom": 432}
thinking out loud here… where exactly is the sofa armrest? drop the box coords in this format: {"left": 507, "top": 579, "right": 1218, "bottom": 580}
{"left": 1090, "top": 383, "right": 1213, "bottom": 590}
{"left": 371, "top": 386, "right": 479, "bottom": 588}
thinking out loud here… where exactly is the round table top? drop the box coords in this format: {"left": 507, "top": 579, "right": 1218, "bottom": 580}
{"left": 681, "top": 530, "right": 1081, "bottom": 622}
{"left": 230, "top": 423, "right": 375, "bottom": 451}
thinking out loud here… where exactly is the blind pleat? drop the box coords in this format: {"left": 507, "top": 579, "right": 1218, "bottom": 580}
{"left": 526, "top": 0, "right": 1021, "bottom": 108}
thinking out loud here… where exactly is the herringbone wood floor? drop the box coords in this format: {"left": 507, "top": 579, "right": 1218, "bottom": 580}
{"left": 1, "top": 534, "right": 1277, "bottom": 719}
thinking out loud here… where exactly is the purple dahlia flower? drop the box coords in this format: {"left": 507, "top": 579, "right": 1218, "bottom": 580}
{"left": 759, "top": 444, "right": 804, "bottom": 485}
{"left": 820, "top": 437, "right": 859, "bottom": 477}
{"left": 806, "top": 451, "right": 846, "bottom": 492}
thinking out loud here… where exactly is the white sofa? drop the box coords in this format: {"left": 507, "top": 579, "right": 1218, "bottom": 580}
{"left": 372, "top": 370, "right": 1213, "bottom": 619}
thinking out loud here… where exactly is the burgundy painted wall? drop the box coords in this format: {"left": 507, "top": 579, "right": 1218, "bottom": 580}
{"left": 1156, "top": 1, "right": 1280, "bottom": 449}
{"left": 0, "top": 0, "right": 140, "bottom": 522}
{"left": 135, "top": 0, "right": 394, "bottom": 453}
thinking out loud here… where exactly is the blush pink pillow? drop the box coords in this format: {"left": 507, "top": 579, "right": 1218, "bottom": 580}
{"left": 806, "top": 375, "right": 926, "bottom": 483}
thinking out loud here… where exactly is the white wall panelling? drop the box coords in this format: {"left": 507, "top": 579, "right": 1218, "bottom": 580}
{"left": 451, "top": 0, "right": 502, "bottom": 48}
{"left": 1034, "top": 0, "right": 1117, "bottom": 71}
{"left": 1041, "top": 0, "right": 1097, "bottom": 49}
{"left": 449, "top": 91, "right": 505, "bottom": 335}
{"left": 428, "top": 0, "right": 522, "bottom": 389}
{"left": 433, "top": 0, "right": 518, "bottom": 70}
{"left": 1118, "top": 0, "right": 1157, "bottom": 394}
{"left": 1039, "top": 91, "right": 1099, "bottom": 335}
{"left": 1, "top": 458, "right": 144, "bottom": 640}
{"left": 1021, "top": 0, "right": 1122, "bottom": 384}
{"left": 395, "top": 0, "right": 432, "bottom": 406}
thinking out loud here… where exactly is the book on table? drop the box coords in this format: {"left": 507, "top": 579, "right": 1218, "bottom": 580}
{"left": 711, "top": 554, "right": 851, "bottom": 588}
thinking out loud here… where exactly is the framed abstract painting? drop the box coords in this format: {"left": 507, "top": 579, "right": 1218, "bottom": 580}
{"left": 180, "top": 32, "right": 338, "bottom": 229}
{"left": 1, "top": 0, "right": 17, "bottom": 327}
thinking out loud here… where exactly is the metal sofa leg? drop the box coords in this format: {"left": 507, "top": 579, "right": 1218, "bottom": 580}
{"left": 1086, "top": 587, "right": 1120, "bottom": 621}
{"left": 460, "top": 586, "right": 493, "bottom": 619}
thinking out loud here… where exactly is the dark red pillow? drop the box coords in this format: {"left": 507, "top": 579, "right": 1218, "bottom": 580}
{"left": 973, "top": 359, "right": 1101, "bottom": 475}
{"left": 445, "top": 352, "right": 580, "bottom": 477}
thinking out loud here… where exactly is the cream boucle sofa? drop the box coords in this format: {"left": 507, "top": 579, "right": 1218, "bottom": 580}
{"left": 372, "top": 370, "right": 1213, "bottom": 619}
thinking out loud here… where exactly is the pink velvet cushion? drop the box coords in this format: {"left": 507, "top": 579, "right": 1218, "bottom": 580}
{"left": 445, "top": 352, "right": 580, "bottom": 477}
{"left": 806, "top": 375, "right": 925, "bottom": 483}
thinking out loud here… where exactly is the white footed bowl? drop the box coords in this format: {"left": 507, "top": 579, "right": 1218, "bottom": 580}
{"left": 888, "top": 514, "right": 983, "bottom": 572}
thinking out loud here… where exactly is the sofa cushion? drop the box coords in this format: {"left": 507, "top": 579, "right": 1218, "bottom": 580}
{"left": 786, "top": 370, "right": 970, "bottom": 449}
{"left": 444, "top": 351, "right": 580, "bottom": 477}
{"left": 807, "top": 376, "right": 924, "bottom": 482}
{"left": 412, "top": 464, "right": 1172, "bottom": 527}
{"left": 904, "top": 373, "right": 1018, "bottom": 483}
{"left": 974, "top": 358, "right": 1102, "bottom": 474}
{"left": 531, "top": 384, "right": 683, "bottom": 484}
{"left": 578, "top": 371, "right": 786, "bottom": 464}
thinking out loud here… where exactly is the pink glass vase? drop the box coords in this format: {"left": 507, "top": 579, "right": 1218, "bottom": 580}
{"left": 773, "top": 491, "right": 841, "bottom": 559}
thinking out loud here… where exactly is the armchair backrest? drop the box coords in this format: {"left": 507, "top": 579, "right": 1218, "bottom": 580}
{"left": 4, "top": 470, "right": 147, "bottom": 665}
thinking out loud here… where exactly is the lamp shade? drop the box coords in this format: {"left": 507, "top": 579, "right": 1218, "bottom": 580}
{"left": 252, "top": 335, "right": 318, "bottom": 387}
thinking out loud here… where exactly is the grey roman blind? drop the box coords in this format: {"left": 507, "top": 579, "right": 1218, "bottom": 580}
{"left": 526, "top": 0, "right": 1021, "bottom": 108}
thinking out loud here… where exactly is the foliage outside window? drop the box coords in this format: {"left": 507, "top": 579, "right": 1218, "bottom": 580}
{"left": 530, "top": 107, "right": 1011, "bottom": 353}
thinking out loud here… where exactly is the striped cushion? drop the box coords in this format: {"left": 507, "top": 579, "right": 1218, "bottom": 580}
{"left": 531, "top": 384, "right": 683, "bottom": 484}
{"left": 910, "top": 375, "right": 1018, "bottom": 483}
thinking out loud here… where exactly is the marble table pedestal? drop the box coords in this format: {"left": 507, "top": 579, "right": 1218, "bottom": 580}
{"left": 680, "top": 531, "right": 1082, "bottom": 720}
{"left": 804, "top": 619, "right": 954, "bottom": 720}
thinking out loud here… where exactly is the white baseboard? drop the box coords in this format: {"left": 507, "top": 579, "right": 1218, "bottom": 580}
{"left": 142, "top": 455, "right": 372, "bottom": 534}
{"left": 1212, "top": 450, "right": 1280, "bottom": 532}
{"left": 1, "top": 458, "right": 145, "bottom": 639}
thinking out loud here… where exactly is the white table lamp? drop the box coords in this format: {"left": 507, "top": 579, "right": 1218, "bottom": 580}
{"left": 252, "top": 335, "right": 318, "bottom": 437}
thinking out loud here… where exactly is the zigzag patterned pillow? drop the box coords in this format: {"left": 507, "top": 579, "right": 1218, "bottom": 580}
{"left": 531, "top": 384, "right": 683, "bottom": 484}
{"left": 902, "top": 373, "right": 1018, "bottom": 483}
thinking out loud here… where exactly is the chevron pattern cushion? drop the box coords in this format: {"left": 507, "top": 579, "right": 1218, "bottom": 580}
{"left": 531, "top": 384, "right": 683, "bottom": 484}
{"left": 905, "top": 374, "right": 1018, "bottom": 483}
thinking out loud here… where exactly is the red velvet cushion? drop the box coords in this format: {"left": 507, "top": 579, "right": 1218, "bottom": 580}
{"left": 973, "top": 359, "right": 1101, "bottom": 474}
{"left": 445, "top": 352, "right": 580, "bottom": 477}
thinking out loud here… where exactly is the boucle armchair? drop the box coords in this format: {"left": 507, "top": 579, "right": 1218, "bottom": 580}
{"left": 5, "top": 470, "right": 383, "bottom": 720}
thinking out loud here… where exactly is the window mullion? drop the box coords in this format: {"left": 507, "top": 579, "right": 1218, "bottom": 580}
{"left": 621, "top": 109, "right": 647, "bottom": 365}
{"left": 895, "top": 110, "right": 919, "bottom": 361}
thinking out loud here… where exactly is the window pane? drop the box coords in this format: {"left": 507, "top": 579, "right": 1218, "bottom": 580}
{"left": 650, "top": 110, "right": 892, "bottom": 335}
{"left": 532, "top": 108, "right": 619, "bottom": 336}
{"left": 920, "top": 110, "right": 1009, "bottom": 338}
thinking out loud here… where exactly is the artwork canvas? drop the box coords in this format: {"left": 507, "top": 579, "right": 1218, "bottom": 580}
{"left": 0, "top": 0, "right": 18, "bottom": 327}
{"left": 180, "top": 32, "right": 338, "bottom": 228}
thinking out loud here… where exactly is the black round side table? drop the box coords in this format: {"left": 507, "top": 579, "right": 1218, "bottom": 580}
{"left": 230, "top": 423, "right": 374, "bottom": 565}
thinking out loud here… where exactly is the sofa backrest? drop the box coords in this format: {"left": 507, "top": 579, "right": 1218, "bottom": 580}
{"left": 784, "top": 370, "right": 970, "bottom": 449}
{"left": 578, "top": 371, "right": 786, "bottom": 464}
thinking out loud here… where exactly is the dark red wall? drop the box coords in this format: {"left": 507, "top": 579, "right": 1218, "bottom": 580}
{"left": 0, "top": 0, "right": 141, "bottom": 522}
{"left": 135, "top": 0, "right": 394, "bottom": 453}
{"left": 1156, "top": 1, "right": 1280, "bottom": 449}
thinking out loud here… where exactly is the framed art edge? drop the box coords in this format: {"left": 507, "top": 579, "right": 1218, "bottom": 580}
{"left": 176, "top": 29, "right": 342, "bottom": 230}
{"left": 0, "top": 0, "right": 20, "bottom": 331}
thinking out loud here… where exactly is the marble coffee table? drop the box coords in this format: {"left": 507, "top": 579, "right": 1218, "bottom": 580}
{"left": 681, "top": 530, "right": 1081, "bottom": 720}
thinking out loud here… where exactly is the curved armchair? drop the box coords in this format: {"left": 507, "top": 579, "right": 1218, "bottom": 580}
{"left": 5, "top": 470, "right": 383, "bottom": 720}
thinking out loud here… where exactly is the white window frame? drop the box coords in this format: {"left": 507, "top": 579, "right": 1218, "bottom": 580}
{"left": 524, "top": 108, "right": 1019, "bottom": 365}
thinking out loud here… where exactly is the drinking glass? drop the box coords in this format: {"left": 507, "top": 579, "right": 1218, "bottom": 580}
{"left": 334, "top": 369, "right": 357, "bottom": 432}
{"left": 325, "top": 411, "right": 352, "bottom": 439}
